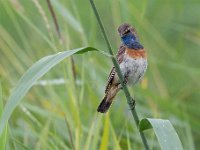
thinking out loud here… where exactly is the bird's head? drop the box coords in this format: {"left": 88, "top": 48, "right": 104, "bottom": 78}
{"left": 118, "top": 23, "right": 140, "bottom": 47}
{"left": 118, "top": 23, "right": 137, "bottom": 37}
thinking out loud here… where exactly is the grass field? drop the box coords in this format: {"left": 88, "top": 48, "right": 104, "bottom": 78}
{"left": 0, "top": 0, "right": 200, "bottom": 149}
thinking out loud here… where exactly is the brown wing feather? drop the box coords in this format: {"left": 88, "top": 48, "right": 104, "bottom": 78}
{"left": 105, "top": 44, "right": 126, "bottom": 93}
{"left": 105, "top": 67, "right": 115, "bottom": 93}
{"left": 116, "top": 44, "right": 126, "bottom": 64}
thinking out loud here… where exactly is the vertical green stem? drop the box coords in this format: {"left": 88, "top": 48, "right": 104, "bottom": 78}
{"left": 89, "top": 0, "right": 149, "bottom": 149}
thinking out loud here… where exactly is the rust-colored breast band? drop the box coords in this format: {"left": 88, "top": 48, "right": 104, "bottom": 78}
{"left": 126, "top": 48, "right": 147, "bottom": 58}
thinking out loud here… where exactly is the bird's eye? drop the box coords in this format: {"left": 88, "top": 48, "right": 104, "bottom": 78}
{"left": 123, "top": 28, "right": 130, "bottom": 35}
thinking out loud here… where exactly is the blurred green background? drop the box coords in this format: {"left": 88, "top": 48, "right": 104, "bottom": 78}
{"left": 0, "top": 0, "right": 200, "bottom": 149}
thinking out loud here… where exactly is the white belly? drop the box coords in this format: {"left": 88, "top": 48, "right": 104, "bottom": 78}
{"left": 120, "top": 55, "right": 147, "bottom": 85}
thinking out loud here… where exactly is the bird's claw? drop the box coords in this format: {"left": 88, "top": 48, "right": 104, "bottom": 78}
{"left": 128, "top": 98, "right": 135, "bottom": 110}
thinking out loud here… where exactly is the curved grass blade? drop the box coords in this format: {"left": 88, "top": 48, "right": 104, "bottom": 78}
{"left": 0, "top": 47, "right": 96, "bottom": 136}
{"left": 139, "top": 118, "right": 183, "bottom": 150}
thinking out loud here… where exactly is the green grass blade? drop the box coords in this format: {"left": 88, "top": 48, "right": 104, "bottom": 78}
{"left": 139, "top": 118, "right": 183, "bottom": 150}
{"left": 12, "top": 138, "right": 31, "bottom": 150}
{"left": 0, "top": 47, "right": 96, "bottom": 136}
{"left": 100, "top": 114, "right": 109, "bottom": 150}
{"left": 0, "top": 83, "right": 7, "bottom": 150}
{"left": 110, "top": 123, "right": 121, "bottom": 150}
{"left": 51, "top": 0, "right": 83, "bottom": 33}
{"left": 35, "top": 119, "right": 51, "bottom": 150}
{"left": 84, "top": 115, "right": 99, "bottom": 150}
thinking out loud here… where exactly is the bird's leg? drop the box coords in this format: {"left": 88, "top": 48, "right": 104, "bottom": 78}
{"left": 123, "top": 75, "right": 128, "bottom": 85}
{"left": 123, "top": 70, "right": 130, "bottom": 85}
{"left": 117, "top": 71, "right": 130, "bottom": 89}
{"left": 128, "top": 97, "right": 136, "bottom": 110}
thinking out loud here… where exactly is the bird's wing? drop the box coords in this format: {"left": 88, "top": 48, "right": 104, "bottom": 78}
{"left": 105, "top": 44, "right": 126, "bottom": 93}
{"left": 116, "top": 44, "right": 126, "bottom": 64}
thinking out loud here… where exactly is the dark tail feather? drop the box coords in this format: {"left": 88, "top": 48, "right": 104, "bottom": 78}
{"left": 97, "top": 96, "right": 112, "bottom": 113}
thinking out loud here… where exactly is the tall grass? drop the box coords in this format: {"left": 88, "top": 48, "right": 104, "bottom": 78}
{"left": 0, "top": 0, "right": 200, "bottom": 149}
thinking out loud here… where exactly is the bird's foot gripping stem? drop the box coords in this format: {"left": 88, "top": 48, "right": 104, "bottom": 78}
{"left": 128, "top": 98, "right": 136, "bottom": 110}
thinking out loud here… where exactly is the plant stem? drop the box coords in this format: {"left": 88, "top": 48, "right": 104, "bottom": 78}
{"left": 89, "top": 0, "right": 149, "bottom": 149}
{"left": 46, "top": 0, "right": 77, "bottom": 81}
{"left": 46, "top": 0, "right": 61, "bottom": 39}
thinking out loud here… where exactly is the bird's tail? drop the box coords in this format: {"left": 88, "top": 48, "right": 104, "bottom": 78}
{"left": 97, "top": 87, "right": 119, "bottom": 113}
{"left": 97, "top": 96, "right": 112, "bottom": 113}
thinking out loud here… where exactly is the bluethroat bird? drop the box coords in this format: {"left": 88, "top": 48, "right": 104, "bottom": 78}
{"left": 97, "top": 23, "right": 147, "bottom": 113}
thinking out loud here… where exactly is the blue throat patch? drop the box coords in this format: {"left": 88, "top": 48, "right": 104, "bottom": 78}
{"left": 121, "top": 33, "right": 144, "bottom": 49}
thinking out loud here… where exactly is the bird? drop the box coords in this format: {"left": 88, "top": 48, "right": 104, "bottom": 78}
{"left": 97, "top": 23, "right": 147, "bottom": 113}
